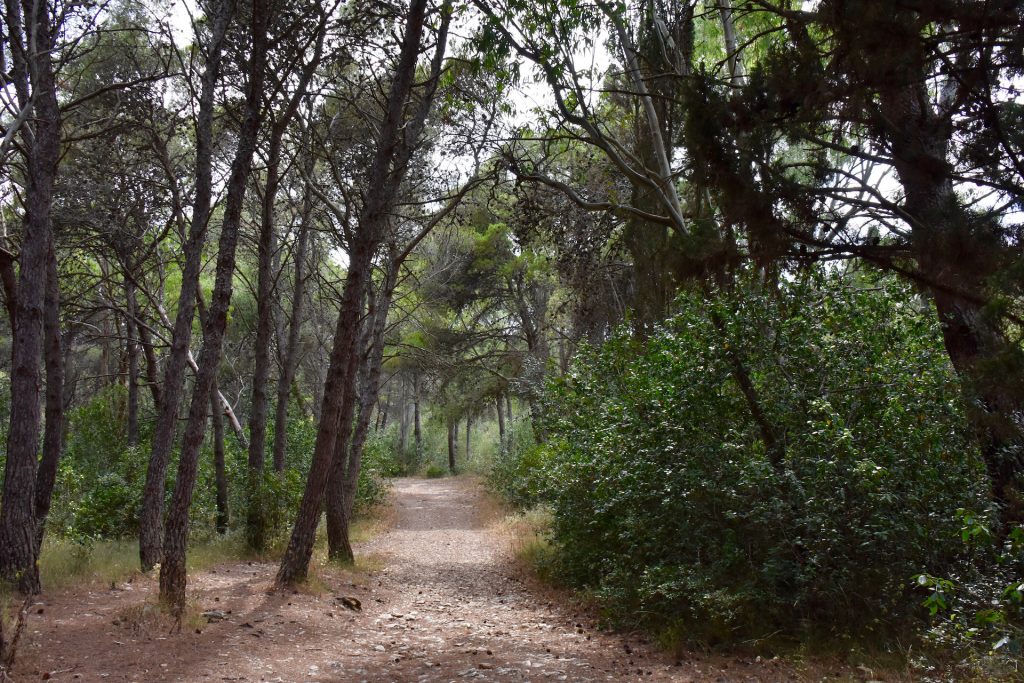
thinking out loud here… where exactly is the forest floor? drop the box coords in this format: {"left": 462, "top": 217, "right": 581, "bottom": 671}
{"left": 11, "top": 477, "right": 893, "bottom": 682}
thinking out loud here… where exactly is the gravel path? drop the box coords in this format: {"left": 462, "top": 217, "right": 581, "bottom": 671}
{"left": 13, "top": 477, "right": 849, "bottom": 682}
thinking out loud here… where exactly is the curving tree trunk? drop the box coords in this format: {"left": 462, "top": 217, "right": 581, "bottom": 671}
{"left": 272, "top": 160, "right": 314, "bottom": 472}
{"left": 159, "top": 0, "right": 270, "bottom": 614}
{"left": 29, "top": 246, "right": 66, "bottom": 588}
{"left": 211, "top": 381, "right": 229, "bottom": 534}
{"left": 138, "top": 0, "right": 235, "bottom": 571}
{"left": 276, "top": 0, "right": 447, "bottom": 585}
{"left": 0, "top": 0, "right": 62, "bottom": 594}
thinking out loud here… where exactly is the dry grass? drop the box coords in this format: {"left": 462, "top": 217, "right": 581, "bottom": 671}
{"left": 37, "top": 501, "right": 395, "bottom": 596}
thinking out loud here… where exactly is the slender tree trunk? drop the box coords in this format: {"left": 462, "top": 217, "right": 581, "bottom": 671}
{"left": 125, "top": 279, "right": 140, "bottom": 448}
{"left": 413, "top": 374, "right": 422, "bottom": 458}
{"left": 495, "top": 395, "right": 505, "bottom": 448}
{"left": 0, "top": 0, "right": 62, "bottom": 594}
{"left": 271, "top": 165, "right": 313, "bottom": 473}
{"left": 138, "top": 0, "right": 234, "bottom": 571}
{"left": 378, "top": 393, "right": 390, "bottom": 431}
{"left": 276, "top": 0, "right": 442, "bottom": 586}
{"left": 505, "top": 394, "right": 513, "bottom": 423}
{"left": 447, "top": 420, "right": 456, "bottom": 473}
{"left": 249, "top": 30, "right": 324, "bottom": 538}
{"left": 159, "top": 0, "right": 269, "bottom": 613}
{"left": 465, "top": 415, "right": 471, "bottom": 463}
{"left": 138, "top": 321, "right": 162, "bottom": 409}
{"left": 398, "top": 377, "right": 409, "bottom": 454}
{"left": 246, "top": 137, "right": 282, "bottom": 552}
{"left": 338, "top": 265, "right": 399, "bottom": 540}
{"left": 30, "top": 246, "right": 64, "bottom": 585}
{"left": 211, "top": 381, "right": 229, "bottom": 534}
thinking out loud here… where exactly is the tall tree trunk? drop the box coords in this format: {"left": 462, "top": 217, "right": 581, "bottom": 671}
{"left": 505, "top": 394, "right": 513, "bottom": 423}
{"left": 271, "top": 164, "right": 313, "bottom": 473}
{"left": 413, "top": 374, "right": 422, "bottom": 458}
{"left": 868, "top": 11, "right": 1024, "bottom": 527}
{"left": 211, "top": 381, "right": 229, "bottom": 534}
{"left": 447, "top": 420, "right": 456, "bottom": 473}
{"left": 334, "top": 264, "right": 399, "bottom": 555}
{"left": 495, "top": 394, "right": 505, "bottom": 448}
{"left": 30, "top": 246, "right": 65, "bottom": 585}
{"left": 398, "top": 377, "right": 409, "bottom": 454}
{"left": 324, "top": 297, "right": 368, "bottom": 562}
{"left": 246, "top": 137, "right": 282, "bottom": 552}
{"left": 0, "top": 0, "right": 62, "bottom": 594}
{"left": 465, "top": 415, "right": 471, "bottom": 463}
{"left": 159, "top": 0, "right": 270, "bottom": 613}
{"left": 137, "top": 321, "right": 162, "bottom": 409}
{"left": 249, "top": 28, "right": 325, "bottom": 543}
{"left": 125, "top": 278, "right": 140, "bottom": 448}
{"left": 138, "top": 1, "right": 235, "bottom": 572}
{"left": 276, "top": 0, "right": 443, "bottom": 585}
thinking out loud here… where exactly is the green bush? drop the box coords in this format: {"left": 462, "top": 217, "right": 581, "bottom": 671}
{"left": 532, "top": 271, "right": 990, "bottom": 643}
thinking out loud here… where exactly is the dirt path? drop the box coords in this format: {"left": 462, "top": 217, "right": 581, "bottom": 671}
{"left": 13, "top": 478, "right": 856, "bottom": 682}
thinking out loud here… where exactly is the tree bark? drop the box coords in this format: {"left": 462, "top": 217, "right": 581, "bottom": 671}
{"left": 271, "top": 158, "right": 314, "bottom": 473}
{"left": 159, "top": 0, "right": 270, "bottom": 613}
{"left": 211, "top": 380, "right": 229, "bottom": 534}
{"left": 495, "top": 394, "right": 505, "bottom": 448}
{"left": 138, "top": 0, "right": 235, "bottom": 572}
{"left": 137, "top": 321, "right": 162, "bottom": 409}
{"left": 333, "top": 263, "right": 399, "bottom": 557}
{"left": 465, "top": 415, "right": 471, "bottom": 463}
{"left": 125, "top": 278, "right": 140, "bottom": 448}
{"left": 413, "top": 374, "right": 422, "bottom": 458}
{"left": 447, "top": 420, "right": 456, "bottom": 473}
{"left": 30, "top": 246, "right": 65, "bottom": 585}
{"left": 0, "top": 0, "right": 62, "bottom": 594}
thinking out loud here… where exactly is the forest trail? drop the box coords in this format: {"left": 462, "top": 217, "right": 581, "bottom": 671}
{"left": 14, "top": 478, "right": 847, "bottom": 682}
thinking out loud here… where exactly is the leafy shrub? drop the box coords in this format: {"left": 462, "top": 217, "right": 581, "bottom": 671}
{"left": 532, "top": 271, "right": 990, "bottom": 643}
{"left": 488, "top": 420, "right": 543, "bottom": 508}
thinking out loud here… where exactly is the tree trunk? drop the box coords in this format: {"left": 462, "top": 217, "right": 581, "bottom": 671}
{"left": 337, "top": 264, "right": 399, "bottom": 548}
{"left": 30, "top": 246, "right": 65, "bottom": 584}
{"left": 413, "top": 374, "right": 422, "bottom": 458}
{"left": 159, "top": 0, "right": 269, "bottom": 614}
{"left": 872, "top": 25, "right": 1024, "bottom": 527}
{"left": 276, "top": 0, "right": 441, "bottom": 586}
{"left": 137, "top": 321, "right": 162, "bottom": 409}
{"left": 398, "top": 377, "right": 409, "bottom": 454}
{"left": 138, "top": 1, "right": 234, "bottom": 572}
{"left": 211, "top": 381, "right": 229, "bottom": 534}
{"left": 246, "top": 136, "right": 282, "bottom": 552}
{"left": 125, "top": 278, "right": 140, "bottom": 448}
{"left": 465, "top": 415, "right": 472, "bottom": 463}
{"left": 249, "top": 28, "right": 324, "bottom": 539}
{"left": 0, "top": 0, "right": 62, "bottom": 594}
{"left": 495, "top": 395, "right": 505, "bottom": 448}
{"left": 506, "top": 394, "right": 513, "bottom": 423}
{"left": 447, "top": 420, "right": 456, "bottom": 473}
{"left": 271, "top": 160, "right": 313, "bottom": 473}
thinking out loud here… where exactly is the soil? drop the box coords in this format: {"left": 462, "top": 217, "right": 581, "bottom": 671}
{"left": 12, "top": 477, "right": 881, "bottom": 682}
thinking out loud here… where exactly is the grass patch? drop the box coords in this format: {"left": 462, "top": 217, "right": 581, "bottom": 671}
{"left": 38, "top": 532, "right": 253, "bottom": 593}
{"left": 501, "top": 505, "right": 557, "bottom": 580}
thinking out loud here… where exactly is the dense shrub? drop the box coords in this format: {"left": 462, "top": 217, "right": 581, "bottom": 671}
{"left": 533, "top": 272, "right": 991, "bottom": 642}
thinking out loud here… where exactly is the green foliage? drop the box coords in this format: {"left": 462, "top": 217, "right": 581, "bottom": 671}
{"left": 526, "top": 271, "right": 990, "bottom": 643}
{"left": 487, "top": 420, "right": 543, "bottom": 508}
